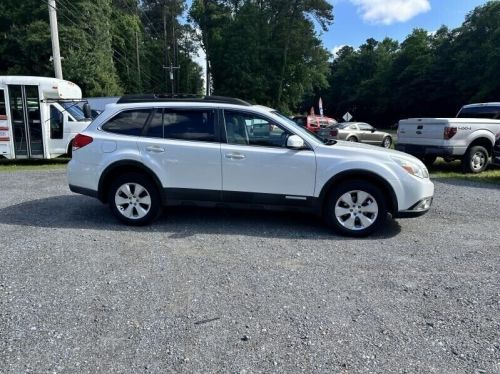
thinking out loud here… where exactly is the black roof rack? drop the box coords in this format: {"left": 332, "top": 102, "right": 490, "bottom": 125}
{"left": 116, "top": 94, "right": 252, "bottom": 106}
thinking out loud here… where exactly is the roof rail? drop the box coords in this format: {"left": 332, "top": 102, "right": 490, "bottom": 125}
{"left": 116, "top": 94, "right": 252, "bottom": 106}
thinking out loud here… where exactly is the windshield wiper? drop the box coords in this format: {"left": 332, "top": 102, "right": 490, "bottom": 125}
{"left": 324, "top": 139, "right": 337, "bottom": 146}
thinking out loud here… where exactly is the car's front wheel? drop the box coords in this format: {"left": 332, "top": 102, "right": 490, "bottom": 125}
{"left": 347, "top": 136, "right": 358, "bottom": 142}
{"left": 324, "top": 180, "right": 388, "bottom": 237}
{"left": 108, "top": 173, "right": 161, "bottom": 225}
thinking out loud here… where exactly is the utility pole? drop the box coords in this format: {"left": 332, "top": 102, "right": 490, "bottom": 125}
{"left": 48, "top": 0, "right": 63, "bottom": 79}
{"left": 163, "top": 3, "right": 179, "bottom": 94}
{"left": 135, "top": 31, "right": 142, "bottom": 85}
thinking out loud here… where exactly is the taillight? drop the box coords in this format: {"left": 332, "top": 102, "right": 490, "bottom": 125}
{"left": 72, "top": 134, "right": 93, "bottom": 150}
{"left": 443, "top": 127, "right": 457, "bottom": 140}
{"left": 330, "top": 128, "right": 338, "bottom": 137}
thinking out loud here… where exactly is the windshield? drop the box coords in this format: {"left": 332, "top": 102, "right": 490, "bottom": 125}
{"left": 61, "top": 102, "right": 87, "bottom": 121}
{"left": 271, "top": 111, "right": 325, "bottom": 145}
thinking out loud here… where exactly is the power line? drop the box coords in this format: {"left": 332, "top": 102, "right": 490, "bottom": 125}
{"left": 44, "top": 0, "right": 164, "bottom": 90}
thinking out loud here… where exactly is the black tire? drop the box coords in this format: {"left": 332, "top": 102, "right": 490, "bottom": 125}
{"left": 347, "top": 136, "right": 358, "bottom": 142}
{"left": 66, "top": 141, "right": 73, "bottom": 158}
{"left": 108, "top": 172, "right": 161, "bottom": 225}
{"left": 382, "top": 136, "right": 392, "bottom": 148}
{"left": 324, "top": 180, "right": 388, "bottom": 237}
{"left": 462, "top": 145, "right": 489, "bottom": 173}
{"left": 421, "top": 155, "right": 437, "bottom": 167}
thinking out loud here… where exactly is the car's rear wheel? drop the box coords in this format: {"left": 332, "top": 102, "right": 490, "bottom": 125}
{"left": 382, "top": 136, "right": 392, "bottom": 148}
{"left": 108, "top": 173, "right": 161, "bottom": 225}
{"left": 347, "top": 136, "right": 358, "bottom": 142}
{"left": 324, "top": 180, "right": 388, "bottom": 237}
{"left": 462, "top": 145, "right": 488, "bottom": 174}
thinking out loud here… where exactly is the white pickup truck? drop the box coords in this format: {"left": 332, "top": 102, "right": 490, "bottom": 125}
{"left": 396, "top": 103, "right": 500, "bottom": 173}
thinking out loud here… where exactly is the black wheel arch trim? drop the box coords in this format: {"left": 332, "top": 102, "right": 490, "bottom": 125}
{"left": 98, "top": 160, "right": 164, "bottom": 203}
{"left": 318, "top": 169, "right": 398, "bottom": 215}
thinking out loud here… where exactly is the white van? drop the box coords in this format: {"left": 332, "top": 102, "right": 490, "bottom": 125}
{"left": 0, "top": 76, "right": 92, "bottom": 159}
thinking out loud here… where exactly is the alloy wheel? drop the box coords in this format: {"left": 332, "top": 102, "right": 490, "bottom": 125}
{"left": 334, "top": 190, "right": 379, "bottom": 231}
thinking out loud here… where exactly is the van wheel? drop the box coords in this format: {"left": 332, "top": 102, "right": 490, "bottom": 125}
{"left": 462, "top": 145, "right": 488, "bottom": 173}
{"left": 324, "top": 180, "right": 388, "bottom": 237}
{"left": 108, "top": 173, "right": 161, "bottom": 225}
{"left": 382, "top": 136, "right": 392, "bottom": 148}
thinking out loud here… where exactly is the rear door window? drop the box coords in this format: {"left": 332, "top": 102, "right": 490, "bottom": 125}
{"left": 163, "top": 109, "right": 216, "bottom": 142}
{"left": 102, "top": 109, "right": 151, "bottom": 136}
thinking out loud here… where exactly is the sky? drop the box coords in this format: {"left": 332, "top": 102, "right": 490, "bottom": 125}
{"left": 187, "top": 0, "right": 489, "bottom": 83}
{"left": 325, "top": 0, "right": 487, "bottom": 56}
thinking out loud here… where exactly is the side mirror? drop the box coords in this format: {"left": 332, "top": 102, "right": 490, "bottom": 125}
{"left": 287, "top": 134, "right": 305, "bottom": 150}
{"left": 82, "top": 103, "right": 92, "bottom": 119}
{"left": 371, "top": 128, "right": 376, "bottom": 133}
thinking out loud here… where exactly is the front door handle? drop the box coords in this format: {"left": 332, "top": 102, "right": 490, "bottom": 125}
{"left": 225, "top": 153, "right": 246, "bottom": 160}
{"left": 146, "top": 145, "right": 165, "bottom": 153}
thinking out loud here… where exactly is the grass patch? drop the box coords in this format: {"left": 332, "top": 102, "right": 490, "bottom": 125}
{"left": 429, "top": 158, "right": 500, "bottom": 185}
{"left": 0, "top": 158, "right": 69, "bottom": 172}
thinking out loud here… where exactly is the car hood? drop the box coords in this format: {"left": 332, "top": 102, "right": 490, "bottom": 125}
{"left": 317, "top": 140, "right": 426, "bottom": 167}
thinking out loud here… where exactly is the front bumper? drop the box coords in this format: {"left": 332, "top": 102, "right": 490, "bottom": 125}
{"left": 395, "top": 197, "right": 433, "bottom": 218}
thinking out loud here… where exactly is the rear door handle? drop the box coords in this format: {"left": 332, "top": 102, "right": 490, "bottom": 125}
{"left": 146, "top": 145, "right": 165, "bottom": 153}
{"left": 225, "top": 153, "right": 246, "bottom": 160}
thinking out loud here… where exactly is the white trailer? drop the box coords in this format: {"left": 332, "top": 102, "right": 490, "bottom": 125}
{"left": 0, "top": 76, "right": 92, "bottom": 159}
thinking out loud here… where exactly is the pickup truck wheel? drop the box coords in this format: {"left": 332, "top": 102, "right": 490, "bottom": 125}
{"left": 382, "top": 136, "right": 392, "bottom": 148}
{"left": 324, "top": 180, "right": 388, "bottom": 237}
{"left": 108, "top": 173, "right": 161, "bottom": 225}
{"left": 462, "top": 146, "right": 488, "bottom": 173}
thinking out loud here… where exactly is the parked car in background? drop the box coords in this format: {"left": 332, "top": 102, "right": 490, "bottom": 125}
{"left": 396, "top": 103, "right": 500, "bottom": 173}
{"left": 335, "top": 122, "right": 393, "bottom": 148}
{"left": 292, "top": 115, "right": 337, "bottom": 133}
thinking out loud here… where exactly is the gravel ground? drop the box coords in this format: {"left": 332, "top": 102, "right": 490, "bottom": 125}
{"left": 0, "top": 170, "right": 499, "bottom": 374}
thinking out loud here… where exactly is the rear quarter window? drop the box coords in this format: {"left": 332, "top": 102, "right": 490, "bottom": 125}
{"left": 102, "top": 109, "right": 151, "bottom": 136}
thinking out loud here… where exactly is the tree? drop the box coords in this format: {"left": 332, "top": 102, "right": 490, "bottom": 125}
{"left": 190, "top": 0, "right": 333, "bottom": 112}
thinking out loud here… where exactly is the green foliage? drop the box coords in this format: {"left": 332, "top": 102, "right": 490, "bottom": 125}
{"left": 0, "top": 0, "right": 203, "bottom": 97}
{"left": 190, "top": 0, "right": 333, "bottom": 112}
{"left": 323, "top": 1, "right": 500, "bottom": 127}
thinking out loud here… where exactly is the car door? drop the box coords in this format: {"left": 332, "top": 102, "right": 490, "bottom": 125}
{"left": 220, "top": 109, "right": 316, "bottom": 206}
{"left": 358, "top": 123, "right": 377, "bottom": 144}
{"left": 136, "top": 107, "right": 222, "bottom": 201}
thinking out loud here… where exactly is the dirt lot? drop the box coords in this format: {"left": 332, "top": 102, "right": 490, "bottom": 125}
{"left": 1, "top": 170, "right": 499, "bottom": 373}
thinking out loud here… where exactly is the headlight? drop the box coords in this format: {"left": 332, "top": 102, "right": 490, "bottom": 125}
{"left": 391, "top": 156, "right": 429, "bottom": 179}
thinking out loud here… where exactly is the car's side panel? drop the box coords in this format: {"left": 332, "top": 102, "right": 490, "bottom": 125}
{"left": 221, "top": 144, "right": 317, "bottom": 197}
{"left": 137, "top": 137, "right": 222, "bottom": 191}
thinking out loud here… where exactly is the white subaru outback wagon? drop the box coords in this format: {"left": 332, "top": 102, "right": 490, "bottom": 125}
{"left": 68, "top": 95, "right": 434, "bottom": 236}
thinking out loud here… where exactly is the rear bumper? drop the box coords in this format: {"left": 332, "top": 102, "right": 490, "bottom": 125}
{"left": 396, "top": 144, "right": 464, "bottom": 157}
{"left": 69, "top": 184, "right": 99, "bottom": 199}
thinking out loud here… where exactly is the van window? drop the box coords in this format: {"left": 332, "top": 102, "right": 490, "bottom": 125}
{"left": 0, "top": 90, "right": 6, "bottom": 119}
{"left": 102, "top": 109, "right": 151, "bottom": 136}
{"left": 50, "top": 105, "right": 64, "bottom": 139}
{"left": 457, "top": 105, "right": 500, "bottom": 119}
